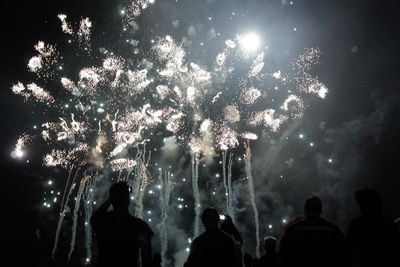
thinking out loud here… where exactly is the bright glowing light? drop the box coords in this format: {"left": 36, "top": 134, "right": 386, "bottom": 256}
{"left": 239, "top": 32, "right": 261, "bottom": 52}
{"left": 15, "top": 150, "right": 24, "bottom": 158}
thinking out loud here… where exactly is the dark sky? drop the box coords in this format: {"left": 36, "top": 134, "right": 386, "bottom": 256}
{"left": 1, "top": 0, "right": 400, "bottom": 265}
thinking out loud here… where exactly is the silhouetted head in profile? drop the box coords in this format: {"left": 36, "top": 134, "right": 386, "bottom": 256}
{"left": 264, "top": 236, "right": 277, "bottom": 253}
{"left": 109, "top": 182, "right": 130, "bottom": 211}
{"left": 220, "top": 215, "right": 243, "bottom": 245}
{"left": 354, "top": 187, "right": 383, "bottom": 216}
{"left": 220, "top": 215, "right": 234, "bottom": 234}
{"left": 201, "top": 207, "right": 220, "bottom": 230}
{"left": 304, "top": 196, "right": 322, "bottom": 218}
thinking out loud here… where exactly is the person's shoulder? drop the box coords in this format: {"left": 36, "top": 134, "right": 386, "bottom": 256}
{"left": 192, "top": 234, "right": 202, "bottom": 243}
{"left": 91, "top": 210, "right": 112, "bottom": 222}
{"left": 288, "top": 217, "right": 307, "bottom": 229}
{"left": 218, "top": 230, "right": 235, "bottom": 244}
{"left": 190, "top": 232, "right": 206, "bottom": 246}
{"left": 287, "top": 215, "right": 305, "bottom": 226}
{"left": 131, "top": 216, "right": 154, "bottom": 235}
{"left": 318, "top": 217, "right": 338, "bottom": 228}
{"left": 131, "top": 215, "right": 146, "bottom": 224}
{"left": 283, "top": 220, "right": 300, "bottom": 234}
{"left": 312, "top": 217, "right": 342, "bottom": 232}
{"left": 196, "top": 231, "right": 212, "bottom": 241}
{"left": 131, "top": 216, "right": 151, "bottom": 227}
{"left": 321, "top": 218, "right": 345, "bottom": 236}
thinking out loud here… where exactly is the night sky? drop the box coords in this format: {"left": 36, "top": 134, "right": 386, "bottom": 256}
{"left": 1, "top": 0, "right": 400, "bottom": 266}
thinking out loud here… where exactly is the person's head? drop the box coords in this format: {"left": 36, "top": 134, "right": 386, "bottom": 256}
{"left": 264, "top": 236, "right": 277, "bottom": 253}
{"left": 354, "top": 187, "right": 383, "bottom": 216}
{"left": 109, "top": 182, "right": 131, "bottom": 210}
{"left": 220, "top": 215, "right": 243, "bottom": 245}
{"left": 220, "top": 215, "right": 233, "bottom": 232}
{"left": 304, "top": 196, "right": 322, "bottom": 218}
{"left": 201, "top": 207, "right": 220, "bottom": 230}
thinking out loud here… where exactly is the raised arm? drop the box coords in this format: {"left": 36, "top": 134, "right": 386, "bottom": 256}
{"left": 90, "top": 198, "right": 111, "bottom": 225}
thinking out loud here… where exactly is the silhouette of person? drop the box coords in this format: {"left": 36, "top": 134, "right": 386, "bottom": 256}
{"left": 221, "top": 215, "right": 243, "bottom": 245}
{"left": 152, "top": 252, "right": 162, "bottom": 267}
{"left": 347, "top": 187, "right": 398, "bottom": 267}
{"left": 221, "top": 215, "right": 243, "bottom": 267}
{"left": 91, "top": 182, "right": 154, "bottom": 267}
{"left": 243, "top": 253, "right": 254, "bottom": 267}
{"left": 256, "top": 236, "right": 277, "bottom": 267}
{"left": 396, "top": 218, "right": 400, "bottom": 255}
{"left": 278, "top": 196, "right": 347, "bottom": 267}
{"left": 184, "top": 207, "right": 236, "bottom": 267}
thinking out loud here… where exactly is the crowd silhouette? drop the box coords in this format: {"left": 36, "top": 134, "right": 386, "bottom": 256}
{"left": 91, "top": 183, "right": 399, "bottom": 267}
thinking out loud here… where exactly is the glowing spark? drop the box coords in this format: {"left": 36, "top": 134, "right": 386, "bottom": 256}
{"left": 249, "top": 109, "right": 287, "bottom": 132}
{"left": 28, "top": 56, "right": 43, "bottom": 72}
{"left": 217, "top": 124, "right": 239, "bottom": 150}
{"left": 241, "top": 87, "right": 261, "bottom": 104}
{"left": 249, "top": 53, "right": 264, "bottom": 77}
{"left": 57, "top": 14, "right": 73, "bottom": 34}
{"left": 283, "top": 94, "right": 304, "bottom": 117}
{"left": 109, "top": 158, "right": 137, "bottom": 171}
{"left": 242, "top": 132, "right": 258, "bottom": 140}
{"left": 223, "top": 105, "right": 241, "bottom": 123}
{"left": 239, "top": 32, "right": 261, "bottom": 52}
{"left": 225, "top": 39, "right": 236, "bottom": 49}
{"left": 11, "top": 134, "right": 29, "bottom": 159}
{"left": 212, "top": 92, "right": 222, "bottom": 103}
{"left": 78, "top": 17, "right": 92, "bottom": 46}
{"left": 272, "top": 70, "right": 281, "bottom": 79}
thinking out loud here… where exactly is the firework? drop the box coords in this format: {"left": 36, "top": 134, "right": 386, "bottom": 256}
{"left": 11, "top": 0, "right": 329, "bottom": 262}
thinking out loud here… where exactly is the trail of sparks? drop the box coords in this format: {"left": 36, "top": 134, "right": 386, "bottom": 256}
{"left": 83, "top": 173, "right": 97, "bottom": 263}
{"left": 158, "top": 170, "right": 171, "bottom": 266}
{"left": 244, "top": 141, "right": 260, "bottom": 258}
{"left": 191, "top": 152, "right": 201, "bottom": 237}
{"left": 222, "top": 151, "right": 235, "bottom": 221}
{"left": 51, "top": 166, "right": 80, "bottom": 259}
{"left": 68, "top": 174, "right": 91, "bottom": 260}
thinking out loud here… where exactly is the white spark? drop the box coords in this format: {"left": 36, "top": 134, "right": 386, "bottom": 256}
{"left": 239, "top": 32, "right": 261, "bottom": 52}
